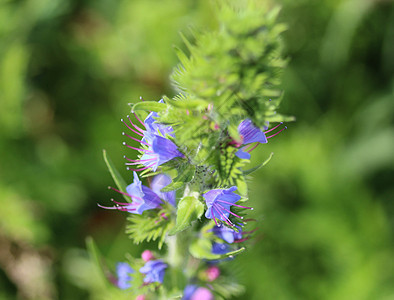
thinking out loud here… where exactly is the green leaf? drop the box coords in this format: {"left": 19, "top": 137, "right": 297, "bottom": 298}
{"left": 243, "top": 152, "right": 274, "bottom": 175}
{"left": 228, "top": 122, "right": 241, "bottom": 142}
{"left": 126, "top": 208, "right": 173, "bottom": 249}
{"left": 161, "top": 165, "right": 196, "bottom": 192}
{"left": 189, "top": 238, "right": 218, "bottom": 259}
{"left": 102, "top": 149, "right": 129, "bottom": 202}
{"left": 169, "top": 195, "right": 204, "bottom": 235}
{"left": 130, "top": 101, "right": 167, "bottom": 112}
{"left": 85, "top": 236, "right": 110, "bottom": 287}
{"left": 166, "top": 98, "right": 209, "bottom": 110}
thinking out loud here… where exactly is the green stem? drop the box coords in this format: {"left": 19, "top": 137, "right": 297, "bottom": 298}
{"left": 167, "top": 234, "right": 182, "bottom": 269}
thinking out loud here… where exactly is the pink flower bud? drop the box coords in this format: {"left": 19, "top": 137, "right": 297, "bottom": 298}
{"left": 206, "top": 265, "right": 220, "bottom": 281}
{"left": 136, "top": 295, "right": 146, "bottom": 300}
{"left": 141, "top": 250, "right": 154, "bottom": 262}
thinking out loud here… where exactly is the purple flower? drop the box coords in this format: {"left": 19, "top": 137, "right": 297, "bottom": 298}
{"left": 116, "top": 262, "right": 134, "bottom": 290}
{"left": 203, "top": 186, "right": 252, "bottom": 227}
{"left": 212, "top": 242, "right": 232, "bottom": 255}
{"left": 139, "top": 259, "right": 167, "bottom": 284}
{"left": 150, "top": 173, "right": 176, "bottom": 206}
{"left": 123, "top": 172, "right": 163, "bottom": 214}
{"left": 235, "top": 119, "right": 286, "bottom": 159}
{"left": 183, "top": 285, "right": 214, "bottom": 300}
{"left": 99, "top": 172, "right": 176, "bottom": 213}
{"left": 138, "top": 132, "right": 183, "bottom": 172}
{"left": 212, "top": 225, "right": 243, "bottom": 243}
{"left": 144, "top": 100, "right": 175, "bottom": 137}
{"left": 121, "top": 100, "right": 183, "bottom": 172}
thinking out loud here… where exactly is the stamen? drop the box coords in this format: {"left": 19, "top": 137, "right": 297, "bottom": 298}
{"left": 123, "top": 142, "right": 153, "bottom": 153}
{"left": 127, "top": 115, "right": 145, "bottom": 133}
{"left": 111, "top": 199, "right": 131, "bottom": 206}
{"left": 97, "top": 203, "right": 135, "bottom": 211}
{"left": 124, "top": 156, "right": 153, "bottom": 163}
{"left": 122, "top": 132, "right": 150, "bottom": 146}
{"left": 242, "top": 228, "right": 259, "bottom": 234}
{"left": 213, "top": 204, "right": 234, "bottom": 227}
{"left": 126, "top": 163, "right": 155, "bottom": 172}
{"left": 97, "top": 203, "right": 118, "bottom": 210}
{"left": 133, "top": 112, "right": 146, "bottom": 128}
{"left": 121, "top": 118, "right": 143, "bottom": 137}
{"left": 264, "top": 122, "right": 283, "bottom": 134}
{"left": 108, "top": 186, "right": 132, "bottom": 198}
{"left": 211, "top": 209, "right": 219, "bottom": 227}
{"left": 233, "top": 237, "right": 250, "bottom": 243}
{"left": 125, "top": 159, "right": 156, "bottom": 166}
{"left": 266, "top": 126, "right": 287, "bottom": 139}
{"left": 216, "top": 200, "right": 253, "bottom": 210}
{"left": 246, "top": 143, "right": 260, "bottom": 153}
{"left": 216, "top": 204, "right": 244, "bottom": 219}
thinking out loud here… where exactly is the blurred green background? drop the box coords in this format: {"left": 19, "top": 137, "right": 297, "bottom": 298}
{"left": 0, "top": 0, "right": 393, "bottom": 299}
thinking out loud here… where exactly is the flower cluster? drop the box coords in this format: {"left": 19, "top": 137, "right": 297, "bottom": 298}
{"left": 98, "top": 3, "right": 290, "bottom": 299}
{"left": 100, "top": 108, "right": 285, "bottom": 298}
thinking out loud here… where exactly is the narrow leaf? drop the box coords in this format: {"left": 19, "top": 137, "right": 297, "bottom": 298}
{"left": 85, "top": 236, "right": 110, "bottom": 287}
{"left": 243, "top": 152, "right": 274, "bottom": 175}
{"left": 189, "top": 238, "right": 246, "bottom": 260}
{"left": 130, "top": 101, "right": 167, "bottom": 112}
{"left": 103, "top": 149, "right": 129, "bottom": 202}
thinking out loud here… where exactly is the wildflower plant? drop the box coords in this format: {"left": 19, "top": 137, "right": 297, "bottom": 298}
{"left": 93, "top": 1, "right": 294, "bottom": 299}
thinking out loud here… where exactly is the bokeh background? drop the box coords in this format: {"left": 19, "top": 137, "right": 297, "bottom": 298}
{"left": 0, "top": 0, "right": 393, "bottom": 299}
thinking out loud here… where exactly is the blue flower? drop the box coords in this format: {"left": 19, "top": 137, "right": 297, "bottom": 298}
{"left": 116, "top": 262, "right": 134, "bottom": 290}
{"left": 203, "top": 186, "right": 252, "bottom": 227}
{"left": 212, "top": 225, "right": 243, "bottom": 243}
{"left": 150, "top": 173, "right": 176, "bottom": 206}
{"left": 235, "top": 119, "right": 286, "bottom": 159}
{"left": 212, "top": 242, "right": 232, "bottom": 255}
{"left": 144, "top": 100, "right": 175, "bottom": 137}
{"left": 122, "top": 100, "right": 183, "bottom": 172}
{"left": 138, "top": 132, "right": 183, "bottom": 172}
{"left": 124, "top": 171, "right": 163, "bottom": 214}
{"left": 183, "top": 285, "right": 214, "bottom": 300}
{"left": 99, "top": 172, "right": 176, "bottom": 213}
{"left": 139, "top": 259, "right": 167, "bottom": 284}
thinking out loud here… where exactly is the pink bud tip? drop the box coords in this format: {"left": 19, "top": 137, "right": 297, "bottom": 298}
{"left": 141, "top": 250, "right": 154, "bottom": 262}
{"left": 206, "top": 265, "right": 220, "bottom": 281}
{"left": 136, "top": 296, "right": 146, "bottom": 300}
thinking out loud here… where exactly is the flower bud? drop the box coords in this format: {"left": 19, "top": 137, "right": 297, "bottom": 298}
{"left": 141, "top": 250, "right": 154, "bottom": 262}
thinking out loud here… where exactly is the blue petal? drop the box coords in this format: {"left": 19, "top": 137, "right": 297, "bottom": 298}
{"left": 238, "top": 119, "right": 267, "bottom": 144}
{"left": 235, "top": 148, "right": 251, "bottom": 160}
{"left": 140, "top": 260, "right": 167, "bottom": 284}
{"left": 202, "top": 189, "right": 223, "bottom": 206}
{"left": 151, "top": 174, "right": 176, "bottom": 206}
{"left": 212, "top": 242, "right": 231, "bottom": 255}
{"left": 183, "top": 285, "right": 198, "bottom": 300}
{"left": 116, "top": 262, "right": 134, "bottom": 289}
{"left": 213, "top": 226, "right": 239, "bottom": 243}
{"left": 152, "top": 135, "right": 183, "bottom": 165}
